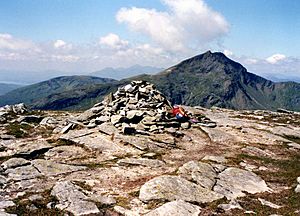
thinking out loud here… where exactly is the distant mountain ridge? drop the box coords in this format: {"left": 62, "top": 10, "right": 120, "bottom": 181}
{"left": 89, "top": 65, "right": 164, "bottom": 80}
{"left": 0, "top": 83, "right": 24, "bottom": 96}
{"left": 0, "top": 70, "right": 71, "bottom": 85}
{"left": 0, "top": 76, "right": 116, "bottom": 108}
{"left": 0, "top": 51, "right": 299, "bottom": 111}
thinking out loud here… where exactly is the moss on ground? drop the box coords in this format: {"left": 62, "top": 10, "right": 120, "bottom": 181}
{"left": 5, "top": 123, "right": 33, "bottom": 138}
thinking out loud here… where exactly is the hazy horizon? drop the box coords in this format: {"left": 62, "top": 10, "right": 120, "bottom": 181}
{"left": 0, "top": 0, "right": 299, "bottom": 82}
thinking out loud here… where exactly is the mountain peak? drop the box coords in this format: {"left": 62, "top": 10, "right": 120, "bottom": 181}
{"left": 164, "top": 51, "right": 246, "bottom": 77}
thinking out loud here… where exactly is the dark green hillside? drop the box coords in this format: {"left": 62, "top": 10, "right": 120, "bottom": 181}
{"left": 0, "top": 83, "right": 23, "bottom": 96}
{"left": 1, "top": 51, "right": 299, "bottom": 111}
{"left": 0, "top": 76, "right": 116, "bottom": 107}
{"left": 136, "top": 51, "right": 299, "bottom": 111}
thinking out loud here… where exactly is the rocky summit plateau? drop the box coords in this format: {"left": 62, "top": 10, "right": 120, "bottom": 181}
{"left": 1, "top": 81, "right": 300, "bottom": 216}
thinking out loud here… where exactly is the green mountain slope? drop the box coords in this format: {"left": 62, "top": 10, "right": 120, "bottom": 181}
{"left": 132, "top": 51, "right": 299, "bottom": 111}
{"left": 0, "top": 76, "right": 116, "bottom": 108}
{"left": 0, "top": 51, "right": 299, "bottom": 111}
{"left": 0, "top": 83, "right": 24, "bottom": 96}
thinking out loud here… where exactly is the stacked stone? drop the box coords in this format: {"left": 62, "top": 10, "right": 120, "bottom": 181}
{"left": 77, "top": 80, "right": 180, "bottom": 134}
{"left": 0, "top": 103, "right": 28, "bottom": 122}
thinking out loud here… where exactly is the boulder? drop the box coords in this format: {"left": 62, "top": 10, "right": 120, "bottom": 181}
{"left": 1, "top": 158, "right": 30, "bottom": 169}
{"left": 214, "top": 167, "right": 271, "bottom": 199}
{"left": 258, "top": 198, "right": 282, "bottom": 209}
{"left": 111, "top": 115, "right": 125, "bottom": 125}
{"left": 39, "top": 116, "right": 58, "bottom": 126}
{"left": 0, "top": 200, "right": 15, "bottom": 209}
{"left": 31, "top": 159, "right": 86, "bottom": 176}
{"left": 139, "top": 175, "right": 223, "bottom": 204}
{"left": 6, "top": 165, "right": 43, "bottom": 181}
{"left": 145, "top": 200, "right": 201, "bottom": 216}
{"left": 60, "top": 123, "right": 74, "bottom": 134}
{"left": 14, "top": 140, "right": 52, "bottom": 159}
{"left": 178, "top": 161, "right": 217, "bottom": 189}
{"left": 51, "top": 181, "right": 100, "bottom": 216}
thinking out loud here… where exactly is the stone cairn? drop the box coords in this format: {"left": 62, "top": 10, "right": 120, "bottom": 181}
{"left": 77, "top": 80, "right": 183, "bottom": 134}
{"left": 0, "top": 103, "right": 28, "bottom": 122}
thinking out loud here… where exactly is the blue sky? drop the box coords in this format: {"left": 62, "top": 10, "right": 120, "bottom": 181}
{"left": 0, "top": 0, "right": 299, "bottom": 79}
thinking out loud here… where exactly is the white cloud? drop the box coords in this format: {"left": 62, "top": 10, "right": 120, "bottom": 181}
{"left": 224, "top": 49, "right": 233, "bottom": 57}
{"left": 266, "top": 54, "right": 286, "bottom": 64}
{"left": 242, "top": 58, "right": 258, "bottom": 64}
{"left": 116, "top": 0, "right": 229, "bottom": 52}
{"left": 233, "top": 54, "right": 300, "bottom": 82}
{"left": 54, "top": 40, "right": 66, "bottom": 48}
{"left": 99, "top": 33, "right": 129, "bottom": 49}
{"left": 50, "top": 55, "right": 80, "bottom": 62}
{"left": 0, "top": 33, "right": 37, "bottom": 51}
{"left": 53, "top": 39, "right": 72, "bottom": 50}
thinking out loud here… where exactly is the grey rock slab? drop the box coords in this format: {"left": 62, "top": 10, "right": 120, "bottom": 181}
{"left": 60, "top": 128, "right": 94, "bottom": 140}
{"left": 26, "top": 204, "right": 38, "bottom": 211}
{"left": 258, "top": 198, "right": 282, "bottom": 209}
{"left": 242, "top": 146, "right": 275, "bottom": 158}
{"left": 60, "top": 123, "right": 74, "bottom": 134}
{"left": 178, "top": 161, "right": 217, "bottom": 189}
{"left": 95, "top": 116, "right": 110, "bottom": 124}
{"left": 288, "top": 143, "right": 300, "bottom": 149}
{"left": 1, "top": 158, "right": 30, "bottom": 169}
{"left": 0, "top": 212, "right": 17, "bottom": 216}
{"left": 200, "top": 127, "right": 237, "bottom": 144}
{"left": 31, "top": 159, "right": 86, "bottom": 176}
{"left": 86, "top": 122, "right": 97, "bottom": 128}
{"left": 14, "top": 140, "right": 52, "bottom": 158}
{"left": 139, "top": 175, "right": 223, "bottom": 204}
{"left": 117, "top": 158, "right": 165, "bottom": 168}
{"left": 239, "top": 162, "right": 258, "bottom": 171}
{"left": 71, "top": 133, "right": 122, "bottom": 153}
{"left": 126, "top": 110, "right": 144, "bottom": 120}
{"left": 98, "top": 122, "right": 119, "bottom": 135}
{"left": 116, "top": 135, "right": 149, "bottom": 151}
{"left": 114, "top": 206, "right": 140, "bottom": 216}
{"left": 44, "top": 145, "right": 88, "bottom": 161}
{"left": 124, "top": 84, "right": 135, "bottom": 92}
{"left": 39, "top": 116, "right": 58, "bottom": 126}
{"left": 76, "top": 109, "right": 100, "bottom": 122}
{"left": 87, "top": 194, "right": 116, "bottom": 205}
{"left": 150, "top": 134, "right": 175, "bottom": 145}
{"left": 214, "top": 167, "right": 271, "bottom": 199}
{"left": 145, "top": 200, "right": 201, "bottom": 216}
{"left": 0, "top": 135, "right": 15, "bottom": 140}
{"left": 295, "top": 184, "right": 300, "bottom": 193}
{"left": 217, "top": 200, "right": 243, "bottom": 211}
{"left": 202, "top": 155, "right": 227, "bottom": 163}
{"left": 271, "top": 126, "right": 300, "bottom": 139}
{"left": 0, "top": 200, "right": 15, "bottom": 209}
{"left": 111, "top": 115, "right": 125, "bottom": 125}
{"left": 6, "top": 165, "right": 43, "bottom": 181}
{"left": 180, "top": 122, "right": 190, "bottom": 129}
{"left": 51, "top": 181, "right": 100, "bottom": 216}
{"left": 0, "top": 175, "right": 7, "bottom": 186}
{"left": 28, "top": 194, "right": 44, "bottom": 202}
